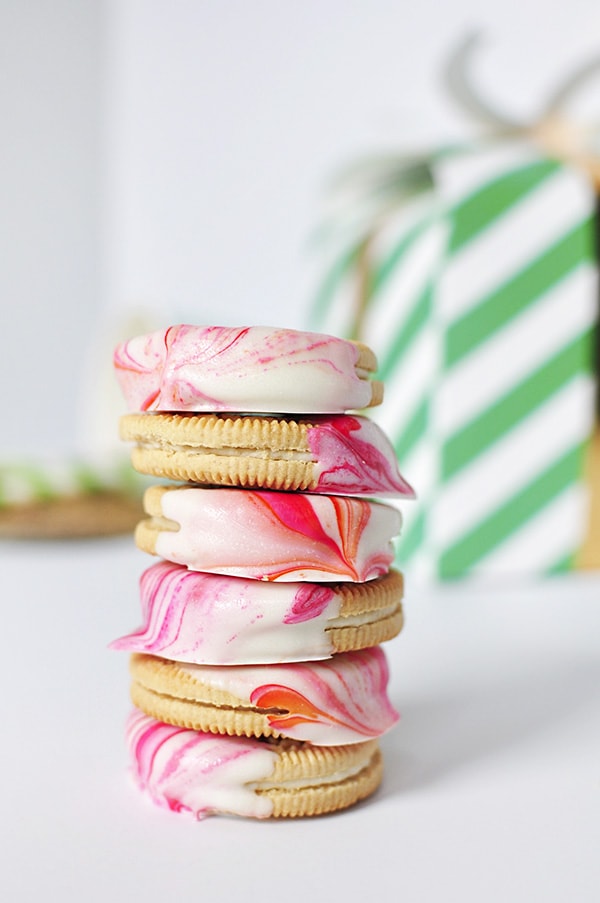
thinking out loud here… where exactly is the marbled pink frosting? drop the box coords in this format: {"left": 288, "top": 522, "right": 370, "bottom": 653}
{"left": 126, "top": 708, "right": 278, "bottom": 819}
{"left": 149, "top": 487, "right": 401, "bottom": 582}
{"left": 110, "top": 561, "right": 342, "bottom": 663}
{"left": 307, "top": 415, "right": 415, "bottom": 497}
{"left": 113, "top": 325, "right": 377, "bottom": 414}
{"left": 177, "top": 646, "right": 399, "bottom": 745}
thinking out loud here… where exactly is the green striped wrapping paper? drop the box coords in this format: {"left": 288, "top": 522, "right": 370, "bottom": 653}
{"left": 313, "top": 195, "right": 449, "bottom": 580}
{"left": 312, "top": 144, "right": 597, "bottom": 579}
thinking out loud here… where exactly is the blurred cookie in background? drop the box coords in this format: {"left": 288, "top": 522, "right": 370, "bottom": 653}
{"left": 0, "top": 458, "right": 145, "bottom": 539}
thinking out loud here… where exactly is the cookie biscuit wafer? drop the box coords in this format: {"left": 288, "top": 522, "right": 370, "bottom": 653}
{"left": 110, "top": 561, "right": 404, "bottom": 664}
{"left": 257, "top": 744, "right": 383, "bottom": 818}
{"left": 134, "top": 484, "right": 401, "bottom": 582}
{"left": 120, "top": 412, "right": 415, "bottom": 496}
{"left": 127, "top": 708, "right": 383, "bottom": 819}
{"left": 128, "top": 645, "right": 399, "bottom": 745}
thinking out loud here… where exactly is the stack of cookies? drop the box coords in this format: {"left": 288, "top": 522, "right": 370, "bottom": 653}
{"left": 111, "top": 325, "right": 414, "bottom": 819}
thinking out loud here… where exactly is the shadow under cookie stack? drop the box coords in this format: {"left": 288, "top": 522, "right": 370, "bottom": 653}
{"left": 111, "top": 325, "right": 415, "bottom": 820}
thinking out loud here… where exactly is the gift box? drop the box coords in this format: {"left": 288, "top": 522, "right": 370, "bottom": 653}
{"left": 311, "top": 41, "right": 599, "bottom": 580}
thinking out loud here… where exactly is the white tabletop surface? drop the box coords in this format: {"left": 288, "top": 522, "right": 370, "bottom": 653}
{"left": 2, "top": 536, "right": 599, "bottom": 902}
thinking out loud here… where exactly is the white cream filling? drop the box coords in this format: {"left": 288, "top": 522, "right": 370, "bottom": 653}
{"left": 326, "top": 602, "right": 400, "bottom": 630}
{"left": 138, "top": 440, "right": 314, "bottom": 463}
{"left": 250, "top": 759, "right": 371, "bottom": 791}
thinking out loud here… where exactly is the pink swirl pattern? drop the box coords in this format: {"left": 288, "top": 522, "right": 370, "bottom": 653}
{"left": 113, "top": 325, "right": 376, "bottom": 413}
{"left": 179, "top": 646, "right": 398, "bottom": 745}
{"left": 126, "top": 708, "right": 278, "bottom": 819}
{"left": 153, "top": 487, "right": 401, "bottom": 582}
{"left": 308, "top": 415, "right": 415, "bottom": 497}
{"left": 110, "top": 560, "right": 340, "bottom": 664}
{"left": 282, "top": 584, "right": 335, "bottom": 624}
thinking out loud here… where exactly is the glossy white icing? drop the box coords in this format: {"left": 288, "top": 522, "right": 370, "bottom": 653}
{"left": 149, "top": 486, "right": 401, "bottom": 582}
{"left": 127, "top": 708, "right": 277, "bottom": 819}
{"left": 176, "top": 646, "right": 399, "bottom": 745}
{"left": 110, "top": 561, "right": 341, "bottom": 663}
{"left": 113, "top": 325, "right": 378, "bottom": 413}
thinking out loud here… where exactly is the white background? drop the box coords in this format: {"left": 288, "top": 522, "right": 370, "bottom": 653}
{"left": 1, "top": 6, "right": 599, "bottom": 898}
{"left": 2, "top": 537, "right": 599, "bottom": 902}
{"left": 1, "top": 0, "right": 600, "bottom": 455}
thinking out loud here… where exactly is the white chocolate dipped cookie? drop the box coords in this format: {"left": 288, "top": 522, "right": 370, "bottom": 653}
{"left": 114, "top": 325, "right": 382, "bottom": 414}
{"left": 110, "top": 560, "right": 404, "bottom": 664}
{"left": 135, "top": 484, "right": 402, "bottom": 582}
{"left": 127, "top": 708, "right": 383, "bottom": 819}
{"left": 128, "top": 646, "right": 399, "bottom": 745}
{"left": 119, "top": 412, "right": 415, "bottom": 497}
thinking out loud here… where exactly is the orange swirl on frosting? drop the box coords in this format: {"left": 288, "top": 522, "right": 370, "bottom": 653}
{"left": 155, "top": 487, "right": 401, "bottom": 582}
{"left": 244, "top": 647, "right": 399, "bottom": 742}
{"left": 251, "top": 685, "right": 361, "bottom": 733}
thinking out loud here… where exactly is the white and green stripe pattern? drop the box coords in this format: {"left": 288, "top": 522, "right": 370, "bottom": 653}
{"left": 311, "top": 146, "right": 596, "bottom": 579}
{"left": 312, "top": 199, "right": 448, "bottom": 579}
{"left": 432, "top": 145, "right": 596, "bottom": 578}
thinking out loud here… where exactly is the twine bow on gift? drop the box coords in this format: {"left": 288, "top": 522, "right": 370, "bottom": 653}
{"left": 319, "top": 34, "right": 600, "bottom": 341}
{"left": 445, "top": 34, "right": 600, "bottom": 189}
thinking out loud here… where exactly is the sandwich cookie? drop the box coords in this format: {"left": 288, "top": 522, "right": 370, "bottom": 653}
{"left": 127, "top": 708, "right": 383, "bottom": 819}
{"left": 135, "top": 485, "right": 401, "bottom": 582}
{"left": 119, "top": 412, "right": 415, "bottom": 497}
{"left": 114, "top": 325, "right": 382, "bottom": 414}
{"left": 128, "top": 646, "right": 399, "bottom": 745}
{"left": 110, "top": 560, "right": 404, "bottom": 664}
